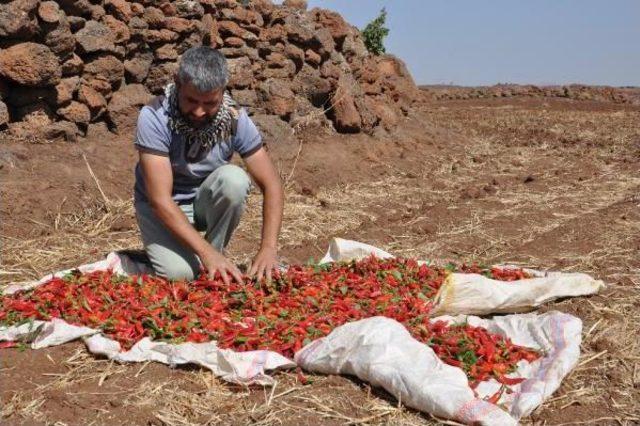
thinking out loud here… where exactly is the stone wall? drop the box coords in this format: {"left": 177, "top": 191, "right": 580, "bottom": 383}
{"left": 422, "top": 84, "right": 640, "bottom": 105}
{"left": 0, "top": 0, "right": 420, "bottom": 141}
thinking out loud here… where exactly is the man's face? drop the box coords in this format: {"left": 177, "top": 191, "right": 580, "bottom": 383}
{"left": 176, "top": 80, "right": 225, "bottom": 128}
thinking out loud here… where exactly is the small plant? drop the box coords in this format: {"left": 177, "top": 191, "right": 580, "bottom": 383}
{"left": 361, "top": 8, "right": 390, "bottom": 56}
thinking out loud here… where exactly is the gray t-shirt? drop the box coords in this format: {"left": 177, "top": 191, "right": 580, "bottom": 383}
{"left": 133, "top": 96, "right": 262, "bottom": 204}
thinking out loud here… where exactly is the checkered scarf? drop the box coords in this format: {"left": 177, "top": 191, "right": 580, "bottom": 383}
{"left": 164, "top": 83, "right": 236, "bottom": 162}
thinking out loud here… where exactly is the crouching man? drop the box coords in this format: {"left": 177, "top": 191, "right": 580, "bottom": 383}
{"left": 133, "top": 46, "right": 284, "bottom": 284}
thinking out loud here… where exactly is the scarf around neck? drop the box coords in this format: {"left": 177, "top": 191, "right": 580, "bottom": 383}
{"left": 164, "top": 83, "right": 237, "bottom": 163}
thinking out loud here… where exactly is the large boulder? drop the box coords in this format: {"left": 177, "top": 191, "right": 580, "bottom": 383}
{"left": 78, "top": 83, "right": 107, "bottom": 118}
{"left": 258, "top": 80, "right": 296, "bottom": 120}
{"left": 227, "top": 57, "right": 253, "bottom": 89}
{"left": 0, "top": 43, "right": 61, "bottom": 87}
{"left": 38, "top": 1, "right": 62, "bottom": 24}
{"left": 124, "top": 52, "right": 153, "bottom": 83}
{"left": 107, "top": 84, "right": 153, "bottom": 133}
{"left": 57, "top": 101, "right": 91, "bottom": 125}
{"left": 329, "top": 74, "right": 362, "bottom": 133}
{"left": 54, "top": 76, "right": 81, "bottom": 106}
{"left": 145, "top": 62, "right": 178, "bottom": 94}
{"left": 310, "top": 9, "right": 351, "bottom": 47}
{"left": 75, "top": 20, "right": 117, "bottom": 54}
{"left": 0, "top": 0, "right": 39, "bottom": 39}
{"left": 83, "top": 55, "right": 124, "bottom": 86}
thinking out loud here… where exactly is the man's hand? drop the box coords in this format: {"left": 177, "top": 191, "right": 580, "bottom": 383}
{"left": 249, "top": 246, "right": 279, "bottom": 282}
{"left": 200, "top": 246, "right": 243, "bottom": 285}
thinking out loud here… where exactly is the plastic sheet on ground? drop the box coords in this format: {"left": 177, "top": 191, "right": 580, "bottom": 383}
{"left": 0, "top": 238, "right": 600, "bottom": 423}
{"left": 296, "top": 311, "right": 582, "bottom": 424}
{"left": 320, "top": 238, "right": 605, "bottom": 316}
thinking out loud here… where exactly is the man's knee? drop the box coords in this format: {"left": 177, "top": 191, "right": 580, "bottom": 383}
{"left": 158, "top": 261, "right": 196, "bottom": 281}
{"left": 210, "top": 165, "right": 250, "bottom": 205}
{"left": 149, "top": 250, "right": 198, "bottom": 280}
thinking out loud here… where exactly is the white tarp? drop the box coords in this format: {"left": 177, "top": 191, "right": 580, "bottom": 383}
{"left": 296, "top": 310, "right": 582, "bottom": 424}
{"left": 0, "top": 238, "right": 600, "bottom": 424}
{"left": 321, "top": 238, "right": 605, "bottom": 316}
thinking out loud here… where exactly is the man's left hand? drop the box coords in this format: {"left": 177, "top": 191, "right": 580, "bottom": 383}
{"left": 249, "top": 246, "right": 279, "bottom": 281}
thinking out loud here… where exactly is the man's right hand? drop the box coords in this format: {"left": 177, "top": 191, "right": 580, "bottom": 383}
{"left": 199, "top": 246, "right": 244, "bottom": 285}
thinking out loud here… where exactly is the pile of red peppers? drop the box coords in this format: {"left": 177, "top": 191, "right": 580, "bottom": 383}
{"left": 0, "top": 257, "right": 540, "bottom": 388}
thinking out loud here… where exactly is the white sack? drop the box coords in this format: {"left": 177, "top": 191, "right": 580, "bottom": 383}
{"left": 296, "top": 311, "right": 581, "bottom": 424}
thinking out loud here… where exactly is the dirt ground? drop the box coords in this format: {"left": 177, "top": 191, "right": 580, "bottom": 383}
{"left": 1, "top": 94, "right": 639, "bottom": 425}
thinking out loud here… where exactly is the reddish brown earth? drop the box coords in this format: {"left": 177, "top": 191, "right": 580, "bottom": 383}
{"left": 1, "top": 95, "right": 639, "bottom": 425}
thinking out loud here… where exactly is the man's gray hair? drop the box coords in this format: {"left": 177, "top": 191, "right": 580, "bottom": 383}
{"left": 177, "top": 46, "right": 229, "bottom": 92}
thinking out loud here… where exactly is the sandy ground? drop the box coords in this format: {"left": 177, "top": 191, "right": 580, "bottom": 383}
{"left": 1, "top": 95, "right": 639, "bottom": 425}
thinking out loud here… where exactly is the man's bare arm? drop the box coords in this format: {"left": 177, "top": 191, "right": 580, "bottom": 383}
{"left": 139, "top": 152, "right": 242, "bottom": 284}
{"left": 243, "top": 147, "right": 284, "bottom": 280}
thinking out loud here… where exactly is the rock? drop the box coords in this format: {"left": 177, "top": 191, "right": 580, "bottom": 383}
{"left": 38, "top": 1, "right": 61, "bottom": 24}
{"left": 102, "top": 15, "right": 130, "bottom": 43}
{"left": 230, "top": 89, "right": 257, "bottom": 107}
{"left": 57, "top": 0, "right": 93, "bottom": 17}
{"left": 227, "top": 57, "right": 253, "bottom": 89}
{"left": 143, "top": 28, "right": 179, "bottom": 44}
{"left": 200, "top": 14, "right": 220, "bottom": 47}
{"left": 44, "top": 22, "right": 76, "bottom": 58}
{"left": 124, "top": 52, "right": 153, "bottom": 83}
{"left": 75, "top": 20, "right": 117, "bottom": 54}
{"left": 261, "top": 24, "right": 286, "bottom": 44}
{"left": 145, "top": 62, "right": 178, "bottom": 94}
{"left": 143, "top": 6, "right": 164, "bottom": 28}
{"left": 0, "top": 0, "right": 39, "bottom": 39}
{"left": 218, "top": 20, "right": 256, "bottom": 41}
{"left": 0, "top": 43, "right": 61, "bottom": 87}
{"left": 107, "top": 84, "right": 153, "bottom": 133}
{"left": 62, "top": 54, "right": 84, "bottom": 76}
{"left": 159, "top": 2, "right": 176, "bottom": 17}
{"left": 44, "top": 120, "right": 80, "bottom": 142}
{"left": 85, "top": 77, "right": 112, "bottom": 97}
{"left": 293, "top": 63, "right": 332, "bottom": 106}
{"left": 174, "top": 0, "right": 204, "bottom": 18}
{"left": 219, "top": 46, "right": 259, "bottom": 61}
{"left": 342, "top": 32, "right": 368, "bottom": 61}
{"left": 67, "top": 16, "right": 86, "bottom": 32}
{"left": 12, "top": 0, "right": 39, "bottom": 13}
{"left": 164, "top": 16, "right": 197, "bottom": 33}
{"left": 78, "top": 84, "right": 107, "bottom": 116}
{"left": 314, "top": 27, "right": 335, "bottom": 58}
{"left": 284, "top": 44, "right": 304, "bottom": 69}
{"left": 54, "top": 76, "right": 80, "bottom": 106}
{"left": 258, "top": 80, "right": 295, "bottom": 120}
{"left": 283, "top": 0, "right": 307, "bottom": 10}
{"left": 177, "top": 31, "right": 203, "bottom": 54}
{"left": 329, "top": 75, "right": 361, "bottom": 133}
{"left": 155, "top": 43, "right": 178, "bottom": 61}
{"left": 283, "top": 15, "right": 314, "bottom": 46}
{"left": 90, "top": 4, "right": 105, "bottom": 20}
{"left": 251, "top": 0, "right": 274, "bottom": 20}
{"left": 310, "top": 9, "right": 351, "bottom": 47}
{"left": 57, "top": 101, "right": 90, "bottom": 124}
{"left": 84, "top": 55, "right": 124, "bottom": 86}
{"left": 105, "top": 0, "right": 132, "bottom": 23}
{"left": 128, "top": 16, "right": 148, "bottom": 37}
{"left": 130, "top": 2, "right": 144, "bottom": 16}
{"left": 219, "top": 7, "right": 263, "bottom": 27}
{"left": 305, "top": 49, "right": 321, "bottom": 67}
{"left": 224, "top": 37, "right": 245, "bottom": 48}
{"left": 261, "top": 62, "right": 296, "bottom": 80}
{"left": 0, "top": 101, "right": 9, "bottom": 126}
